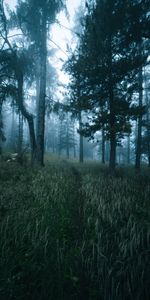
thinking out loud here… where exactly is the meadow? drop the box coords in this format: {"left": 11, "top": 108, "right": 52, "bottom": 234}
{"left": 0, "top": 159, "right": 149, "bottom": 300}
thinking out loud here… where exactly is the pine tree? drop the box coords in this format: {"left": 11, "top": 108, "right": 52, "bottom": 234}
{"left": 66, "top": 0, "right": 149, "bottom": 171}
{"left": 16, "top": 0, "right": 66, "bottom": 165}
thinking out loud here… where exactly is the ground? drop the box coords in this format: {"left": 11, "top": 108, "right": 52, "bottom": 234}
{"left": 0, "top": 158, "right": 150, "bottom": 300}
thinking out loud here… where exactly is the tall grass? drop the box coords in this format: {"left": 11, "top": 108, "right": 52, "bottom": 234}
{"left": 0, "top": 161, "right": 149, "bottom": 299}
{"left": 81, "top": 172, "right": 150, "bottom": 299}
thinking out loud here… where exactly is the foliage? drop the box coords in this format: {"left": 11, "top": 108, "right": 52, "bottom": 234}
{"left": 0, "top": 160, "right": 149, "bottom": 300}
{"left": 65, "top": 0, "right": 150, "bottom": 169}
{"left": 16, "top": 0, "right": 66, "bottom": 47}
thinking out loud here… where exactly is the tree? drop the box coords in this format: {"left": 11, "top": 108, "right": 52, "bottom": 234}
{"left": 64, "top": 52, "right": 90, "bottom": 163}
{"left": 65, "top": 0, "right": 149, "bottom": 171}
{"left": 0, "top": 0, "right": 65, "bottom": 165}
{"left": 15, "top": 0, "right": 66, "bottom": 165}
{"left": 57, "top": 111, "right": 76, "bottom": 159}
{"left": 0, "top": 1, "right": 38, "bottom": 164}
{"left": 0, "top": 99, "right": 6, "bottom": 154}
{"left": 141, "top": 67, "right": 150, "bottom": 166}
{"left": 135, "top": 60, "right": 143, "bottom": 169}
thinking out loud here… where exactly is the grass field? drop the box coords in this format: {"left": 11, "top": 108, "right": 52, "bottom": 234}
{"left": 0, "top": 159, "right": 150, "bottom": 300}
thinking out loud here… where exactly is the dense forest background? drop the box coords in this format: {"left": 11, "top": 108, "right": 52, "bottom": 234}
{"left": 0, "top": 0, "right": 149, "bottom": 170}
{"left": 0, "top": 1, "right": 150, "bottom": 300}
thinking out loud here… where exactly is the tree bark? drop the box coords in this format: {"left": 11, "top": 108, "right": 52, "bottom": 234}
{"left": 127, "top": 134, "right": 130, "bottom": 164}
{"left": 73, "top": 123, "right": 76, "bottom": 158}
{"left": 79, "top": 111, "right": 83, "bottom": 163}
{"left": 1, "top": 5, "right": 37, "bottom": 166}
{"left": 108, "top": 38, "right": 116, "bottom": 172}
{"left": 135, "top": 64, "right": 143, "bottom": 170}
{"left": 0, "top": 101, "right": 3, "bottom": 155}
{"left": 144, "top": 68, "right": 150, "bottom": 167}
{"left": 10, "top": 105, "right": 15, "bottom": 151}
{"left": 101, "top": 127, "right": 105, "bottom": 164}
{"left": 18, "top": 110, "right": 23, "bottom": 156}
{"left": 36, "top": 13, "right": 47, "bottom": 166}
{"left": 109, "top": 130, "right": 116, "bottom": 170}
{"left": 35, "top": 73, "right": 40, "bottom": 138}
{"left": 66, "top": 117, "right": 70, "bottom": 159}
{"left": 17, "top": 74, "right": 37, "bottom": 166}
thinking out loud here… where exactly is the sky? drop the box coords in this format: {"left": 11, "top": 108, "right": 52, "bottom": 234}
{"left": 4, "top": 0, "right": 82, "bottom": 85}
{"left": 51, "top": 0, "right": 82, "bottom": 84}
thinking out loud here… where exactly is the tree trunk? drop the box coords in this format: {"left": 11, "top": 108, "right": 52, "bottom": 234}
{"left": 79, "top": 111, "right": 83, "bottom": 163}
{"left": 18, "top": 111, "right": 23, "bottom": 156}
{"left": 109, "top": 74, "right": 116, "bottom": 170}
{"left": 10, "top": 105, "right": 15, "bottom": 151}
{"left": 105, "top": 140, "right": 110, "bottom": 163}
{"left": 52, "top": 124, "right": 55, "bottom": 153}
{"left": 108, "top": 34, "right": 116, "bottom": 172}
{"left": 0, "top": 101, "right": 3, "bottom": 155}
{"left": 148, "top": 143, "right": 150, "bottom": 167}
{"left": 135, "top": 64, "right": 143, "bottom": 170}
{"left": 2, "top": 16, "right": 37, "bottom": 165}
{"left": 66, "top": 126, "right": 69, "bottom": 159}
{"left": 127, "top": 134, "right": 130, "bottom": 164}
{"left": 73, "top": 124, "right": 76, "bottom": 158}
{"left": 36, "top": 14, "right": 47, "bottom": 166}
{"left": 17, "top": 74, "right": 37, "bottom": 166}
{"left": 101, "top": 127, "right": 105, "bottom": 164}
{"left": 109, "top": 132, "right": 116, "bottom": 170}
{"left": 66, "top": 142, "right": 69, "bottom": 159}
{"left": 144, "top": 67, "right": 150, "bottom": 167}
{"left": 35, "top": 66, "right": 40, "bottom": 138}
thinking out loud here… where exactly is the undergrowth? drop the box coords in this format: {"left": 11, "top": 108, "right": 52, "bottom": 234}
{"left": 0, "top": 160, "right": 149, "bottom": 300}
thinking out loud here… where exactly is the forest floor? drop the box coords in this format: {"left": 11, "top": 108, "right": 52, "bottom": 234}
{"left": 0, "top": 157, "right": 150, "bottom": 300}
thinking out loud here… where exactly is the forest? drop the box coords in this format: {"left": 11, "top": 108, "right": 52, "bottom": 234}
{"left": 0, "top": 0, "right": 150, "bottom": 299}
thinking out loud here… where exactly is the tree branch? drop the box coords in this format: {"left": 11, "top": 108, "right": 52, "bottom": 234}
{"left": 48, "top": 38, "right": 68, "bottom": 57}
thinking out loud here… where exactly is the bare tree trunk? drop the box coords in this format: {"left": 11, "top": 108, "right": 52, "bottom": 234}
{"left": 135, "top": 64, "right": 143, "bottom": 170}
{"left": 109, "top": 133, "right": 116, "bottom": 170}
{"left": 0, "top": 101, "right": 3, "bottom": 155}
{"left": 101, "top": 127, "right": 105, "bottom": 164}
{"left": 127, "top": 133, "right": 130, "bottom": 164}
{"left": 52, "top": 122, "right": 55, "bottom": 153}
{"left": 148, "top": 143, "right": 150, "bottom": 167}
{"left": 108, "top": 35, "right": 116, "bottom": 172}
{"left": 105, "top": 140, "right": 110, "bottom": 163}
{"left": 144, "top": 68, "right": 150, "bottom": 167}
{"left": 73, "top": 123, "right": 76, "bottom": 158}
{"left": 66, "top": 117, "right": 69, "bottom": 159}
{"left": 36, "top": 75, "right": 40, "bottom": 138}
{"left": 79, "top": 111, "right": 83, "bottom": 163}
{"left": 58, "top": 118, "right": 64, "bottom": 157}
{"left": 36, "top": 14, "right": 47, "bottom": 166}
{"left": 10, "top": 105, "right": 16, "bottom": 151}
{"left": 74, "top": 145, "right": 76, "bottom": 158}
{"left": 18, "top": 111, "right": 23, "bottom": 156}
{"left": 109, "top": 77, "right": 116, "bottom": 170}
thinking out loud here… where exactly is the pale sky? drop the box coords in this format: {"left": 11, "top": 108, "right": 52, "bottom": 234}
{"left": 50, "top": 0, "right": 82, "bottom": 84}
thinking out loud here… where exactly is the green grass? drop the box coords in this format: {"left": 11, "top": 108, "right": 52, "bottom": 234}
{"left": 0, "top": 159, "right": 150, "bottom": 300}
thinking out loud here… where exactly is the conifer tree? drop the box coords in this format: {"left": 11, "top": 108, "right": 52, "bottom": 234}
{"left": 66, "top": 0, "right": 149, "bottom": 170}
{"left": 15, "top": 0, "right": 66, "bottom": 165}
